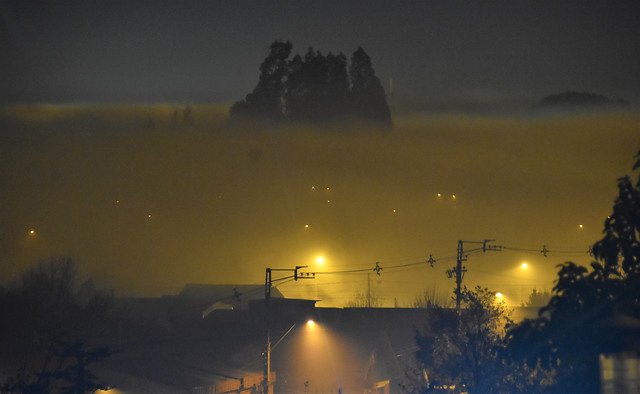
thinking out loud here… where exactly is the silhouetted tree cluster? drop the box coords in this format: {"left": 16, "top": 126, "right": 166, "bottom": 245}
{"left": 230, "top": 41, "right": 391, "bottom": 126}
{"left": 345, "top": 290, "right": 381, "bottom": 308}
{"left": 0, "top": 258, "right": 112, "bottom": 393}
{"left": 412, "top": 287, "right": 448, "bottom": 308}
{"left": 520, "top": 288, "right": 551, "bottom": 308}
{"left": 412, "top": 286, "right": 542, "bottom": 393}
{"left": 506, "top": 151, "right": 640, "bottom": 393}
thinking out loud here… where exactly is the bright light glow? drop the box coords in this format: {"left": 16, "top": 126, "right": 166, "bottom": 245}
{"left": 315, "top": 256, "right": 325, "bottom": 265}
{"left": 521, "top": 262, "right": 528, "bottom": 269}
{"left": 392, "top": 209, "right": 396, "bottom": 213}
{"left": 311, "top": 186, "right": 315, "bottom": 190}
{"left": 327, "top": 199, "right": 330, "bottom": 203}
{"left": 304, "top": 224, "right": 309, "bottom": 229}
{"left": 495, "top": 292, "right": 504, "bottom": 299}
{"left": 29, "top": 230, "right": 35, "bottom": 235}
{"left": 579, "top": 224, "right": 584, "bottom": 229}
{"left": 452, "top": 194, "right": 457, "bottom": 200}
{"left": 437, "top": 193, "right": 442, "bottom": 198}
{"left": 326, "top": 187, "right": 330, "bottom": 191}
{"left": 147, "top": 214, "right": 152, "bottom": 218}
{"left": 306, "top": 319, "right": 316, "bottom": 327}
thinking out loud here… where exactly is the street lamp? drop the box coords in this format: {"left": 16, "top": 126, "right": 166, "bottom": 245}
{"left": 263, "top": 266, "right": 315, "bottom": 394}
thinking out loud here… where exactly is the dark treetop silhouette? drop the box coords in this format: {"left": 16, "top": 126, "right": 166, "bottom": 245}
{"left": 506, "top": 151, "right": 640, "bottom": 393}
{"left": 230, "top": 41, "right": 392, "bottom": 127}
{"left": 0, "top": 258, "right": 112, "bottom": 393}
{"left": 411, "top": 152, "right": 640, "bottom": 394}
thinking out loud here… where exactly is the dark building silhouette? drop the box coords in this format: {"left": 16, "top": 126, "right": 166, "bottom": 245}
{"left": 92, "top": 284, "right": 540, "bottom": 393}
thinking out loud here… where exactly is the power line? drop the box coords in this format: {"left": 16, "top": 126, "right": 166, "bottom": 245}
{"left": 501, "top": 244, "right": 590, "bottom": 257}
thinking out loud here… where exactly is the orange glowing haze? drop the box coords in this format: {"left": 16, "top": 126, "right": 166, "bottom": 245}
{"left": 1, "top": 104, "right": 638, "bottom": 306}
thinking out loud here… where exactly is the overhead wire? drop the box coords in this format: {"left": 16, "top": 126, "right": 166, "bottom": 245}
{"left": 276, "top": 239, "right": 594, "bottom": 304}
{"left": 135, "top": 239, "right": 594, "bottom": 314}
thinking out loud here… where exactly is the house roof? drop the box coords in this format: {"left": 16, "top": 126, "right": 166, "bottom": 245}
{"left": 99, "top": 295, "right": 543, "bottom": 393}
{"left": 179, "top": 283, "right": 283, "bottom": 304}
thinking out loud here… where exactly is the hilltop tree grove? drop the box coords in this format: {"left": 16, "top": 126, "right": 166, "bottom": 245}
{"left": 230, "top": 41, "right": 392, "bottom": 127}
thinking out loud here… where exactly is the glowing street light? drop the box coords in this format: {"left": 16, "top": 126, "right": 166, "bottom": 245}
{"left": 521, "top": 262, "right": 528, "bottom": 270}
{"left": 263, "top": 266, "right": 315, "bottom": 392}
{"left": 495, "top": 292, "right": 504, "bottom": 299}
{"left": 306, "top": 319, "right": 316, "bottom": 327}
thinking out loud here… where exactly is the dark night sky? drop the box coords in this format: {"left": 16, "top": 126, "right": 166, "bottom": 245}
{"left": 2, "top": 0, "right": 640, "bottom": 109}
{"left": 1, "top": 1, "right": 640, "bottom": 305}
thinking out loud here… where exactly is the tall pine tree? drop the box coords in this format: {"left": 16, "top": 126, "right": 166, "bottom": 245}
{"left": 349, "top": 47, "right": 392, "bottom": 126}
{"left": 325, "top": 52, "right": 350, "bottom": 121}
{"left": 230, "top": 41, "right": 292, "bottom": 121}
{"left": 283, "top": 53, "right": 306, "bottom": 121}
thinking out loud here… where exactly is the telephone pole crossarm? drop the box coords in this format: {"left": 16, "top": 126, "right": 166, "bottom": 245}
{"left": 451, "top": 239, "right": 502, "bottom": 311}
{"left": 263, "top": 265, "right": 315, "bottom": 393}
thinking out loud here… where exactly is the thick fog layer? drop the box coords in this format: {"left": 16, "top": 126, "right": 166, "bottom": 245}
{"left": 1, "top": 104, "right": 638, "bottom": 306}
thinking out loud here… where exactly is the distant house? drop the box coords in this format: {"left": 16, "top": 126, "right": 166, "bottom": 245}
{"left": 599, "top": 314, "right": 640, "bottom": 393}
{"left": 96, "top": 284, "right": 287, "bottom": 393}
{"left": 178, "top": 283, "right": 284, "bottom": 317}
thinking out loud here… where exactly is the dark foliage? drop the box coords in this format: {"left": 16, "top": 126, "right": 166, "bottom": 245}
{"left": 230, "top": 41, "right": 292, "bottom": 121}
{"left": 413, "top": 153, "right": 640, "bottom": 393}
{"left": 414, "top": 286, "right": 520, "bottom": 393}
{"left": 349, "top": 47, "right": 392, "bottom": 125}
{"left": 231, "top": 41, "right": 391, "bottom": 127}
{"left": 54, "top": 340, "right": 110, "bottom": 394}
{"left": 0, "top": 257, "right": 113, "bottom": 392}
{"left": 521, "top": 288, "right": 551, "bottom": 308}
{"left": 506, "top": 151, "right": 640, "bottom": 393}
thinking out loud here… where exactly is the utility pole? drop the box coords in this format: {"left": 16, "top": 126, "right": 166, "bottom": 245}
{"left": 447, "top": 239, "right": 501, "bottom": 311}
{"left": 263, "top": 266, "right": 314, "bottom": 393}
{"left": 366, "top": 273, "right": 371, "bottom": 308}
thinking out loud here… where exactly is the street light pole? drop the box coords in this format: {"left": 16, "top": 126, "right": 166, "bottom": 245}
{"left": 263, "top": 266, "right": 314, "bottom": 393}
{"left": 263, "top": 268, "right": 272, "bottom": 394}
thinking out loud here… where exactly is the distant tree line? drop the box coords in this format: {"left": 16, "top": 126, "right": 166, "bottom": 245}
{"left": 230, "top": 41, "right": 392, "bottom": 127}
{"left": 535, "top": 91, "right": 629, "bottom": 109}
